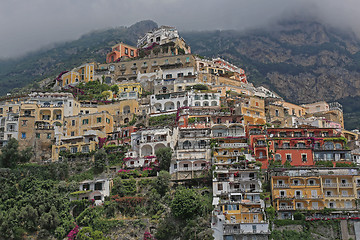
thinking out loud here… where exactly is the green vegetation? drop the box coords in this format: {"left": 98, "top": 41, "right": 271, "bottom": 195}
{"left": 0, "top": 138, "right": 32, "bottom": 168}
{"left": 149, "top": 114, "right": 176, "bottom": 127}
{"left": 155, "top": 147, "right": 172, "bottom": 172}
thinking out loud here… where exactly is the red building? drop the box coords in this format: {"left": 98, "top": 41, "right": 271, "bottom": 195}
{"left": 250, "top": 126, "right": 351, "bottom": 169}
{"left": 106, "top": 43, "right": 138, "bottom": 63}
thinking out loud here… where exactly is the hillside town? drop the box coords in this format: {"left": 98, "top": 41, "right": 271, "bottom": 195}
{"left": 1, "top": 25, "right": 360, "bottom": 240}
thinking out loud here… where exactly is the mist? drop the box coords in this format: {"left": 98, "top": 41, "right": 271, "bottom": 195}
{"left": 1, "top": 0, "right": 359, "bottom": 59}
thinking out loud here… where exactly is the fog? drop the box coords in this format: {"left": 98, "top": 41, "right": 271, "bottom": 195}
{"left": 1, "top": 0, "right": 359, "bottom": 59}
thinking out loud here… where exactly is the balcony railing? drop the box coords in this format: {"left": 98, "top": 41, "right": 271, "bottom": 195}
{"left": 323, "top": 183, "right": 337, "bottom": 188}
{"left": 273, "top": 184, "right": 290, "bottom": 188}
{"left": 339, "top": 183, "right": 353, "bottom": 188}
{"left": 219, "top": 143, "right": 248, "bottom": 148}
{"left": 279, "top": 206, "right": 294, "bottom": 210}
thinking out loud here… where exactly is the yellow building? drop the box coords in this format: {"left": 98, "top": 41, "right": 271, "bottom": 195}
{"left": 52, "top": 140, "right": 97, "bottom": 161}
{"left": 60, "top": 63, "right": 95, "bottom": 87}
{"left": 273, "top": 100, "right": 306, "bottom": 117}
{"left": 64, "top": 111, "right": 114, "bottom": 137}
{"left": 271, "top": 168, "right": 360, "bottom": 219}
{"left": 240, "top": 95, "right": 266, "bottom": 125}
{"left": 98, "top": 99, "right": 139, "bottom": 126}
{"left": 117, "top": 82, "right": 142, "bottom": 94}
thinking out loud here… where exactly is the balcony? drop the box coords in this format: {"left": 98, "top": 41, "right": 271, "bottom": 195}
{"left": 219, "top": 143, "right": 248, "bottom": 148}
{"left": 339, "top": 183, "right": 353, "bottom": 188}
{"left": 279, "top": 206, "right": 294, "bottom": 210}
{"left": 273, "top": 184, "right": 290, "bottom": 188}
{"left": 323, "top": 183, "right": 337, "bottom": 188}
{"left": 324, "top": 195, "right": 340, "bottom": 198}
{"left": 176, "top": 166, "right": 207, "bottom": 172}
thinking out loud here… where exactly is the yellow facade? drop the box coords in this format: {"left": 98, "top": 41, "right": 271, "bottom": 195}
{"left": 271, "top": 170, "right": 360, "bottom": 211}
{"left": 52, "top": 141, "right": 97, "bottom": 161}
{"left": 220, "top": 203, "right": 264, "bottom": 223}
{"left": 117, "top": 82, "right": 143, "bottom": 95}
{"left": 273, "top": 101, "right": 306, "bottom": 117}
{"left": 241, "top": 96, "right": 266, "bottom": 125}
{"left": 64, "top": 111, "right": 114, "bottom": 137}
{"left": 60, "top": 63, "right": 95, "bottom": 87}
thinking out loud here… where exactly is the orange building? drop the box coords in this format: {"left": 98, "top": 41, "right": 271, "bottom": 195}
{"left": 106, "top": 43, "right": 138, "bottom": 63}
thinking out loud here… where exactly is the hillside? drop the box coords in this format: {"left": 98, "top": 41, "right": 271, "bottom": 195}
{"left": 182, "top": 20, "right": 360, "bottom": 130}
{"left": 0, "top": 19, "right": 359, "bottom": 129}
{"left": 0, "top": 20, "right": 158, "bottom": 94}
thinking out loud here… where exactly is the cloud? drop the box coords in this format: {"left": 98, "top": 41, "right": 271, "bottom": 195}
{"left": 0, "top": 0, "right": 359, "bottom": 59}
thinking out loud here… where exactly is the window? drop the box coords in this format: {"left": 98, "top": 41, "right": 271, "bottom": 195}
{"left": 72, "top": 120, "right": 76, "bottom": 126}
{"left": 21, "top": 132, "right": 26, "bottom": 139}
{"left": 286, "top": 154, "right": 292, "bottom": 161}
{"left": 186, "top": 57, "right": 190, "bottom": 63}
{"left": 47, "top": 133, "right": 51, "bottom": 139}
{"left": 275, "top": 109, "right": 279, "bottom": 117}
{"left": 164, "top": 59, "right": 169, "bottom": 65}
{"left": 177, "top": 73, "right": 184, "bottom": 78}
{"left": 130, "top": 50, "right": 134, "bottom": 56}
{"left": 95, "top": 182, "right": 103, "bottom": 190}
{"left": 97, "top": 117, "right": 102, "bottom": 123}
{"left": 165, "top": 74, "right": 172, "bottom": 79}
{"left": 106, "top": 118, "right": 110, "bottom": 124}
{"left": 125, "top": 48, "right": 128, "bottom": 54}
{"left": 70, "top": 147, "right": 78, "bottom": 153}
{"left": 83, "top": 183, "right": 90, "bottom": 190}
{"left": 302, "top": 154, "right": 307, "bottom": 162}
{"left": 280, "top": 190, "right": 286, "bottom": 197}
{"left": 275, "top": 154, "right": 281, "bottom": 161}
{"left": 71, "top": 131, "right": 75, "bottom": 136}
{"left": 309, "top": 180, "right": 315, "bottom": 185}
{"left": 218, "top": 183, "right": 223, "bottom": 191}
{"left": 82, "top": 119, "right": 89, "bottom": 125}
{"left": 36, "top": 133, "right": 40, "bottom": 139}
{"left": 21, "top": 120, "right": 27, "bottom": 126}
{"left": 94, "top": 196, "right": 102, "bottom": 201}
{"left": 82, "top": 145, "right": 89, "bottom": 153}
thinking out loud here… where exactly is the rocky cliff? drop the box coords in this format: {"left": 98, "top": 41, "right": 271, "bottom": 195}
{"left": 183, "top": 20, "right": 360, "bottom": 129}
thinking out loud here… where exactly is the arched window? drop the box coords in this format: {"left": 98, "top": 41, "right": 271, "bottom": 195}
{"left": 324, "top": 141, "right": 334, "bottom": 150}
{"left": 183, "top": 140, "right": 192, "bottom": 149}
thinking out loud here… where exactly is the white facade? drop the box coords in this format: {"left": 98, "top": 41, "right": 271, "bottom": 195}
{"left": 150, "top": 92, "right": 188, "bottom": 113}
{"left": 131, "top": 127, "right": 177, "bottom": 158}
{"left": 137, "top": 26, "right": 180, "bottom": 48}
{"left": 70, "top": 179, "right": 111, "bottom": 205}
{"left": 188, "top": 91, "right": 220, "bottom": 107}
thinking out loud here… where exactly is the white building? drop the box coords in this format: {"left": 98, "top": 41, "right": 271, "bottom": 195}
{"left": 137, "top": 26, "right": 180, "bottom": 48}
{"left": 70, "top": 179, "right": 111, "bottom": 206}
{"left": 188, "top": 90, "right": 220, "bottom": 107}
{"left": 150, "top": 92, "right": 188, "bottom": 113}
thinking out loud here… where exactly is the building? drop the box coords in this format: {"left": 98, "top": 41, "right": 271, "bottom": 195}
{"left": 70, "top": 178, "right": 112, "bottom": 205}
{"left": 58, "top": 63, "right": 95, "bottom": 87}
{"left": 270, "top": 167, "right": 360, "bottom": 219}
{"left": 106, "top": 43, "right": 138, "bottom": 63}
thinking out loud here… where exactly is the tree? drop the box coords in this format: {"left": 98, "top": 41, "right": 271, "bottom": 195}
{"left": 94, "top": 149, "right": 107, "bottom": 173}
{"left": 171, "top": 187, "right": 201, "bottom": 220}
{"left": 153, "top": 170, "right": 171, "bottom": 196}
{"left": 155, "top": 147, "right": 172, "bottom": 172}
{"left": 0, "top": 138, "right": 32, "bottom": 168}
{"left": 110, "top": 85, "right": 119, "bottom": 94}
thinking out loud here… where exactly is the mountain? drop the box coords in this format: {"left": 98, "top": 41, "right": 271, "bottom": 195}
{"left": 0, "top": 20, "right": 158, "bottom": 94}
{"left": 0, "top": 19, "right": 359, "bottom": 129}
{"left": 182, "top": 20, "right": 360, "bottom": 130}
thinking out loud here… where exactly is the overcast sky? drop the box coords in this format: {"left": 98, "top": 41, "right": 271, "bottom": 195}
{"left": 0, "top": 0, "right": 359, "bottom": 59}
